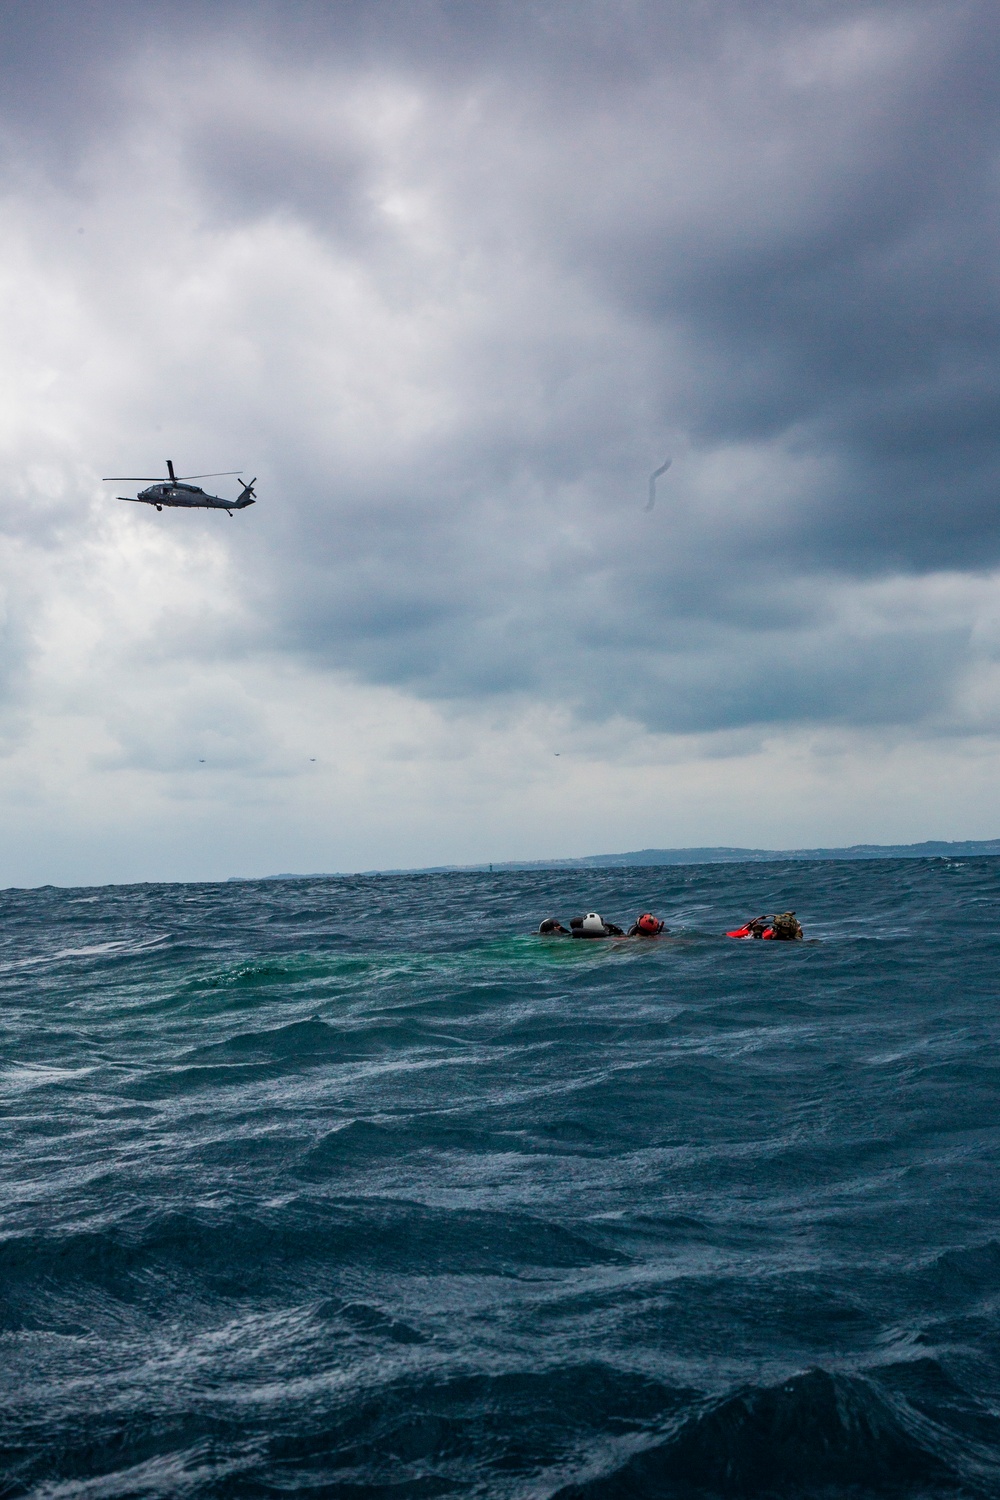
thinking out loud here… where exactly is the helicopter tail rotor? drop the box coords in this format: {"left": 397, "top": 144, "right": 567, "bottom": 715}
{"left": 234, "top": 478, "right": 257, "bottom": 508}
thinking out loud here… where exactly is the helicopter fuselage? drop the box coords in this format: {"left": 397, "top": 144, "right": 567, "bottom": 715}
{"left": 129, "top": 482, "right": 244, "bottom": 510}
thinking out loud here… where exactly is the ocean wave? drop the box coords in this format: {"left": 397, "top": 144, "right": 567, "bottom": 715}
{"left": 552, "top": 1366, "right": 995, "bottom": 1498}
{"left": 0, "top": 1198, "right": 628, "bottom": 1317}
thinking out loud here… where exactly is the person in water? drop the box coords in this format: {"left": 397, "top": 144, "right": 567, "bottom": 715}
{"left": 569, "top": 912, "right": 625, "bottom": 938}
{"left": 538, "top": 912, "right": 666, "bottom": 938}
{"left": 730, "top": 912, "right": 803, "bottom": 940}
{"left": 627, "top": 913, "right": 666, "bottom": 936}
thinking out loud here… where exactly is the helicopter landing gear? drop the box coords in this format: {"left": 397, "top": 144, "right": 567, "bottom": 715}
{"left": 156, "top": 504, "right": 162, "bottom": 511}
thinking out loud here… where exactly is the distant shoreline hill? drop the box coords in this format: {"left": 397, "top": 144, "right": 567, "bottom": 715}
{"left": 250, "top": 837, "right": 1000, "bottom": 880}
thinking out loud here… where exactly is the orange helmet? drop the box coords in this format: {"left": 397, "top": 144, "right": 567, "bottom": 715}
{"left": 636, "top": 913, "right": 663, "bottom": 935}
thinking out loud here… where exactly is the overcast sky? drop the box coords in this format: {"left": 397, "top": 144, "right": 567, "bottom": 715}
{"left": 2, "top": 0, "right": 1000, "bottom": 885}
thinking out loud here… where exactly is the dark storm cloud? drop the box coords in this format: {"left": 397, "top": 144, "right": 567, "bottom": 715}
{"left": 4, "top": 0, "right": 1000, "bottom": 737}
{"left": 557, "top": 6, "right": 1000, "bottom": 574}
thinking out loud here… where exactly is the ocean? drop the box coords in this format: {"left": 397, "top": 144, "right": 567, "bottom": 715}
{"left": 1, "top": 857, "right": 999, "bottom": 1498}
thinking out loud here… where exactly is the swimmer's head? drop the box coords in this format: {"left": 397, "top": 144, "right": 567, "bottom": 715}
{"left": 636, "top": 913, "right": 664, "bottom": 935}
{"left": 581, "top": 912, "right": 606, "bottom": 933}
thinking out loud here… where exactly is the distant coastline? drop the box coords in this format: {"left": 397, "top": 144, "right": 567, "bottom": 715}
{"left": 245, "top": 836, "right": 1000, "bottom": 880}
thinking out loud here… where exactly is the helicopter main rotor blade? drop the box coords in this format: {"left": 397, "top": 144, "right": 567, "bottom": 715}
{"left": 102, "top": 471, "right": 244, "bottom": 481}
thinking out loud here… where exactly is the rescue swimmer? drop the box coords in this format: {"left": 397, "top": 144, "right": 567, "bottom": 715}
{"left": 727, "top": 912, "right": 803, "bottom": 940}
{"left": 537, "top": 912, "right": 667, "bottom": 937}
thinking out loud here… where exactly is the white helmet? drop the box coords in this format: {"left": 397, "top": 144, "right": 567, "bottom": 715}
{"left": 581, "top": 912, "right": 606, "bottom": 932}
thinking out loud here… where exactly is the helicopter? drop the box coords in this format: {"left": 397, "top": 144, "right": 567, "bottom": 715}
{"left": 102, "top": 460, "right": 257, "bottom": 514}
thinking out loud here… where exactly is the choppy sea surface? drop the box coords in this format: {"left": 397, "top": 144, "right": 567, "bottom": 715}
{"left": 2, "top": 859, "right": 1000, "bottom": 1498}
